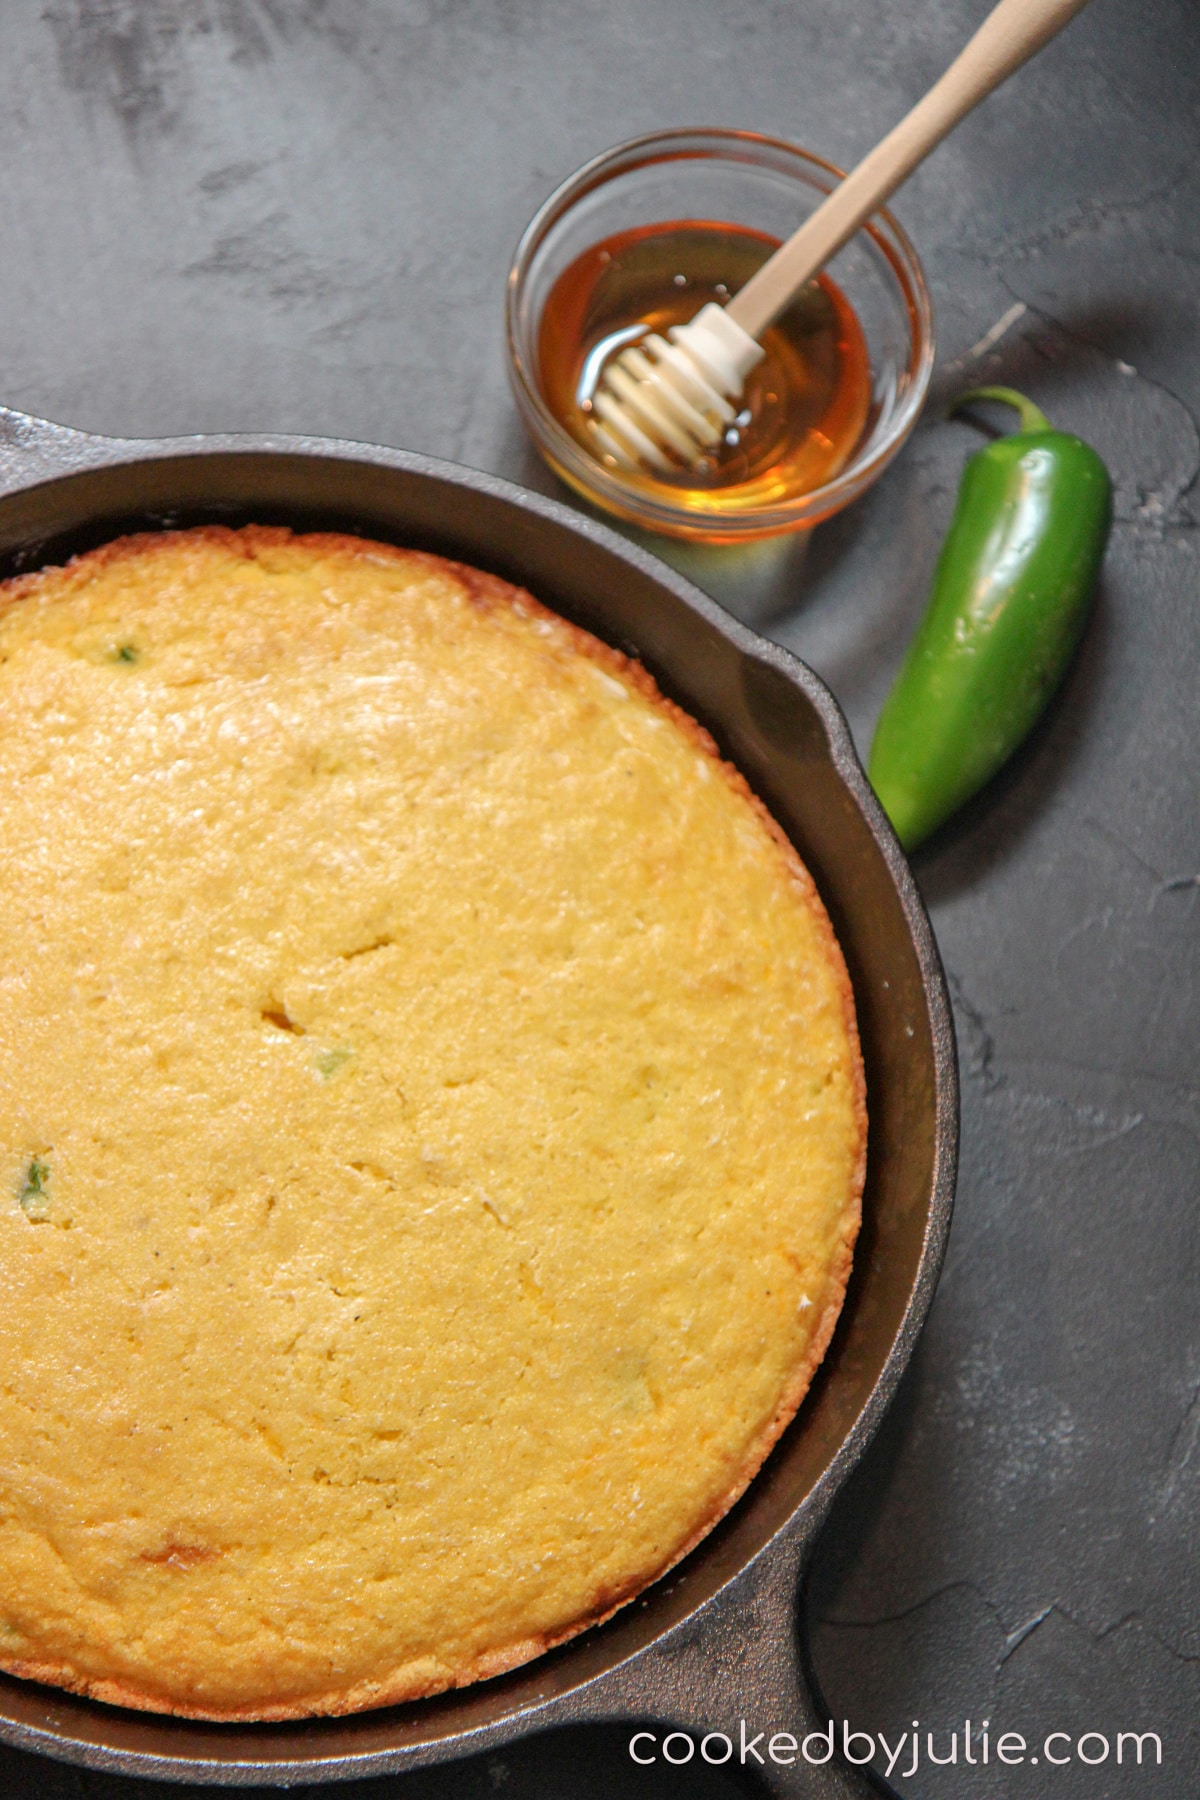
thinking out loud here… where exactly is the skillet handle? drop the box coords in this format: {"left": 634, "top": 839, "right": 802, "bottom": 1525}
{"left": 576, "top": 1535, "right": 897, "bottom": 1797}
{"left": 0, "top": 406, "right": 124, "bottom": 496}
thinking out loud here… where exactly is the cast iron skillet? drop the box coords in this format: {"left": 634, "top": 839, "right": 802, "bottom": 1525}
{"left": 0, "top": 408, "right": 957, "bottom": 1796}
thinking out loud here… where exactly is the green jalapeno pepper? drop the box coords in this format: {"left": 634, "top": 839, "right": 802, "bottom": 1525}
{"left": 869, "top": 385, "right": 1112, "bottom": 851}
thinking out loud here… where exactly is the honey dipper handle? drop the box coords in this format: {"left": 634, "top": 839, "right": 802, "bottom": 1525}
{"left": 728, "top": 0, "right": 1095, "bottom": 342}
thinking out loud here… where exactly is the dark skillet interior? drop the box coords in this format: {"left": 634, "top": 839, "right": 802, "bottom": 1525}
{"left": 0, "top": 444, "right": 954, "bottom": 1779}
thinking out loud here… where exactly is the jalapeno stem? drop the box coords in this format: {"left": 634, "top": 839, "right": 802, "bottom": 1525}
{"left": 953, "top": 385, "right": 1051, "bottom": 433}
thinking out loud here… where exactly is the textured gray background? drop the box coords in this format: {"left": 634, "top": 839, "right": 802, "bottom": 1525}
{"left": 0, "top": 0, "right": 1196, "bottom": 1795}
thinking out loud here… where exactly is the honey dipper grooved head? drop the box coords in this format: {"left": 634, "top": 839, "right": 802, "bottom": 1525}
{"left": 592, "top": 302, "right": 765, "bottom": 471}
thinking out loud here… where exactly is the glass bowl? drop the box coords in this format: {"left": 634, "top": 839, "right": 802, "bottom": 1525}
{"left": 506, "top": 128, "right": 935, "bottom": 543}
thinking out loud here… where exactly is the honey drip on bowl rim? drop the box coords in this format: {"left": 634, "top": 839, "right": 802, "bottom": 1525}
{"left": 537, "top": 220, "right": 873, "bottom": 528}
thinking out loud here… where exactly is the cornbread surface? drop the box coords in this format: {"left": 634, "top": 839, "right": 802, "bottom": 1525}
{"left": 0, "top": 527, "right": 863, "bottom": 1719}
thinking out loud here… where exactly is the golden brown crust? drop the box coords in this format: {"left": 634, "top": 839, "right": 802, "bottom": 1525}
{"left": 0, "top": 524, "right": 865, "bottom": 1720}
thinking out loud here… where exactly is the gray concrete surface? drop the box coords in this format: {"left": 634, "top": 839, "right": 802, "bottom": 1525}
{"left": 0, "top": 1, "right": 1195, "bottom": 1794}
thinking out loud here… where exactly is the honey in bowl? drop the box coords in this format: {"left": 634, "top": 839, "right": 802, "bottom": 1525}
{"left": 537, "top": 220, "right": 872, "bottom": 530}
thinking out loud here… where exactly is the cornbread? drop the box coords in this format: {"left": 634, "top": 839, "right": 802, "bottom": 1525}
{"left": 0, "top": 526, "right": 864, "bottom": 1719}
